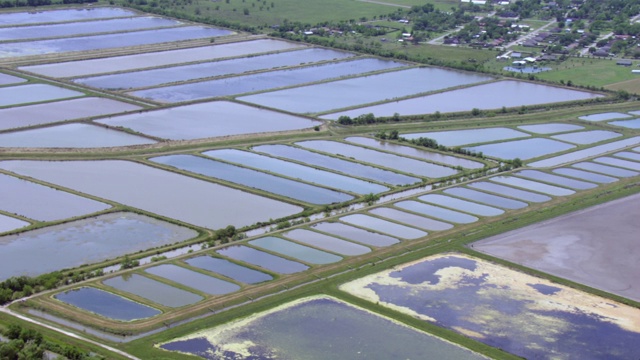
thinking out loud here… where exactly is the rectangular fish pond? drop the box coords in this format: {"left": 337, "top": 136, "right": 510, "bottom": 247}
{"left": 340, "top": 214, "right": 427, "bottom": 240}
{"left": 572, "top": 161, "right": 638, "bottom": 177}
{"left": 368, "top": 207, "right": 453, "bottom": 231}
{"left": 0, "top": 214, "right": 28, "bottom": 234}
{"left": 216, "top": 245, "right": 308, "bottom": 274}
{"left": 282, "top": 229, "right": 371, "bottom": 256}
{"left": 0, "top": 8, "right": 136, "bottom": 26}
{"left": 309, "top": 222, "right": 399, "bottom": 247}
{"left": 159, "top": 296, "right": 487, "bottom": 360}
{"left": 551, "top": 130, "right": 621, "bottom": 145}
{"left": 528, "top": 136, "right": 640, "bottom": 168}
{"left": 103, "top": 274, "right": 203, "bottom": 308}
{"left": 145, "top": 264, "right": 240, "bottom": 295}
{"left": 464, "top": 138, "right": 575, "bottom": 160}
{"left": 0, "top": 83, "right": 83, "bottom": 107}
{"left": 248, "top": 237, "right": 342, "bottom": 265}
{"left": 401, "top": 127, "right": 529, "bottom": 147}
{"left": 0, "top": 73, "right": 26, "bottom": 86}
{"left": 340, "top": 253, "right": 640, "bottom": 360}
{"left": 517, "top": 123, "right": 584, "bottom": 134}
{"left": 514, "top": 169, "right": 596, "bottom": 190}
{"left": 419, "top": 194, "right": 504, "bottom": 216}
{"left": 609, "top": 118, "right": 640, "bottom": 129}
{"left": 54, "top": 287, "right": 160, "bottom": 321}
{"left": 443, "top": 187, "right": 528, "bottom": 209}
{"left": 184, "top": 256, "right": 272, "bottom": 284}
{"left": 394, "top": 200, "right": 478, "bottom": 224}
{"left": 552, "top": 168, "right": 618, "bottom": 183}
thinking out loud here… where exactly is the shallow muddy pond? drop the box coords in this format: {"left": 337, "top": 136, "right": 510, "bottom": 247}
{"left": 0, "top": 17, "right": 179, "bottom": 42}
{"left": 467, "top": 181, "right": 551, "bottom": 203}
{"left": 0, "top": 73, "right": 25, "bottom": 86}
{"left": 515, "top": 169, "right": 596, "bottom": 190}
{"left": 490, "top": 176, "right": 575, "bottom": 196}
{"left": 96, "top": 101, "right": 320, "bottom": 140}
{"left": 572, "top": 162, "right": 638, "bottom": 177}
{"left": 340, "top": 214, "right": 427, "bottom": 239}
{"left": 0, "top": 97, "right": 141, "bottom": 131}
{"left": 609, "top": 118, "right": 640, "bottom": 129}
{"left": 517, "top": 123, "right": 583, "bottom": 134}
{"left": 296, "top": 140, "right": 457, "bottom": 178}
{"left": 150, "top": 155, "right": 352, "bottom": 205}
{"left": 369, "top": 207, "right": 453, "bottom": 231}
{"left": 0, "top": 160, "right": 301, "bottom": 229}
{"left": 0, "top": 214, "right": 28, "bottom": 234}
{"left": 474, "top": 193, "right": 640, "bottom": 302}
{"left": 345, "top": 137, "right": 484, "bottom": 169}
{"left": 528, "top": 136, "right": 640, "bottom": 168}
{"left": 0, "top": 26, "right": 231, "bottom": 58}
{"left": 55, "top": 287, "right": 160, "bottom": 321}
{"left": 394, "top": 200, "right": 478, "bottom": 224}
{"left": 0, "top": 172, "right": 110, "bottom": 221}
{"left": 20, "top": 39, "right": 304, "bottom": 78}
{"left": 552, "top": 168, "right": 618, "bottom": 183}
{"left": 309, "top": 222, "right": 399, "bottom": 247}
{"left": 0, "top": 123, "right": 156, "bottom": 148}
{"left": 283, "top": 229, "right": 371, "bottom": 256}
{"left": 444, "top": 187, "right": 527, "bottom": 209}
{"left": 419, "top": 194, "right": 504, "bottom": 216}
{"left": 160, "top": 296, "right": 486, "bottom": 360}
{"left": 0, "top": 7, "right": 136, "bottom": 26}
{"left": 252, "top": 144, "right": 419, "bottom": 186}
{"left": 0, "top": 212, "right": 196, "bottom": 280}
{"left": 341, "top": 253, "right": 640, "bottom": 360}
{"left": 615, "top": 151, "right": 640, "bottom": 161}
{"left": 76, "top": 48, "right": 354, "bottom": 90}
{"left": 203, "top": 149, "right": 388, "bottom": 195}
{"left": 216, "top": 245, "right": 308, "bottom": 274}
{"left": 184, "top": 256, "right": 272, "bottom": 284}
{"left": 593, "top": 156, "right": 640, "bottom": 171}
{"left": 401, "top": 127, "right": 529, "bottom": 147}
{"left": 466, "top": 138, "right": 575, "bottom": 160}
{"left": 146, "top": 264, "right": 240, "bottom": 295}
{"left": 0, "top": 83, "right": 83, "bottom": 107}
{"left": 249, "top": 237, "right": 342, "bottom": 264}
{"left": 578, "top": 112, "right": 631, "bottom": 121}
{"left": 323, "top": 80, "right": 601, "bottom": 119}
{"left": 131, "top": 58, "right": 405, "bottom": 102}
{"left": 104, "top": 274, "right": 202, "bottom": 308}
{"left": 551, "top": 130, "right": 621, "bottom": 144}
{"left": 238, "top": 67, "right": 492, "bottom": 114}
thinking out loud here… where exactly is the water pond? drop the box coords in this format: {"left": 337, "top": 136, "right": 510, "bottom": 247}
{"left": 341, "top": 253, "right": 640, "bottom": 360}
{"left": 345, "top": 137, "right": 484, "bottom": 169}
{"left": 465, "top": 138, "right": 575, "bottom": 160}
{"left": 283, "top": 229, "right": 371, "bottom": 256}
{"left": 296, "top": 140, "right": 457, "bottom": 178}
{"left": 419, "top": 194, "right": 504, "bottom": 216}
{"left": 572, "top": 162, "right": 638, "bottom": 177}
{"left": 369, "top": 207, "right": 453, "bottom": 231}
{"left": 517, "top": 123, "right": 583, "bottom": 134}
{"left": 0, "top": 97, "right": 140, "bottom": 131}
{"left": 310, "top": 222, "right": 399, "bottom": 247}
{"left": 515, "top": 169, "right": 596, "bottom": 190}
{"left": 0, "top": 214, "right": 28, "bottom": 233}
{"left": 615, "top": 151, "right": 640, "bottom": 161}
{"left": 0, "top": 83, "right": 83, "bottom": 107}
{"left": 184, "top": 256, "right": 272, "bottom": 284}
{"left": 0, "top": 8, "right": 136, "bottom": 26}
{"left": 76, "top": 48, "right": 354, "bottom": 90}
{"left": 340, "top": 214, "right": 427, "bottom": 239}
{"left": 394, "top": 200, "right": 478, "bottom": 224}
{"left": 203, "top": 149, "right": 388, "bottom": 195}
{"left": 578, "top": 112, "right": 632, "bottom": 121}
{"left": 216, "top": 245, "right": 308, "bottom": 274}
{"left": 0, "top": 73, "right": 25, "bottom": 86}
{"left": 249, "top": 237, "right": 342, "bottom": 264}
{"left": 0, "top": 212, "right": 197, "bottom": 281}
{"left": 150, "top": 155, "right": 353, "bottom": 205}
{"left": 593, "top": 156, "right": 640, "bottom": 171}
{"left": 0, "top": 17, "right": 179, "bottom": 42}
{"left": 528, "top": 136, "right": 640, "bottom": 168}
{"left": 104, "top": 274, "right": 203, "bottom": 308}
{"left": 252, "top": 144, "right": 419, "bottom": 186}
{"left": 96, "top": 101, "right": 320, "bottom": 140}
{"left": 131, "top": 58, "right": 405, "bottom": 102}
{"left": 503, "top": 66, "right": 551, "bottom": 73}
{"left": 146, "top": 264, "right": 240, "bottom": 295}
{"left": 551, "top": 130, "right": 621, "bottom": 144}
{"left": 467, "top": 182, "right": 551, "bottom": 203}
{"left": 55, "top": 287, "right": 160, "bottom": 321}
{"left": 401, "top": 127, "right": 529, "bottom": 147}
{"left": 444, "top": 187, "right": 527, "bottom": 209}
{"left": 0, "top": 160, "right": 301, "bottom": 229}
{"left": 20, "top": 39, "right": 304, "bottom": 78}
{"left": 160, "top": 296, "right": 486, "bottom": 360}
{"left": 552, "top": 168, "right": 618, "bottom": 183}
{"left": 490, "top": 176, "right": 575, "bottom": 196}
{"left": 238, "top": 67, "right": 492, "bottom": 114}
{"left": 0, "top": 123, "right": 156, "bottom": 148}
{"left": 608, "top": 118, "right": 640, "bottom": 129}
{"left": 0, "top": 26, "right": 232, "bottom": 58}
{"left": 323, "top": 80, "right": 602, "bottom": 119}
{"left": 0, "top": 172, "right": 110, "bottom": 221}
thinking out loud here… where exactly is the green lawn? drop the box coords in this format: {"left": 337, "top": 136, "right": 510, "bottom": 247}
{"left": 536, "top": 57, "right": 637, "bottom": 88}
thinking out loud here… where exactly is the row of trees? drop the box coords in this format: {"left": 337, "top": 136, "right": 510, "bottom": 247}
{"left": 1, "top": 324, "right": 104, "bottom": 360}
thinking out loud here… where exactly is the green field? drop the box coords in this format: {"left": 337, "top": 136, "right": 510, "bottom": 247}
{"left": 536, "top": 57, "right": 638, "bottom": 88}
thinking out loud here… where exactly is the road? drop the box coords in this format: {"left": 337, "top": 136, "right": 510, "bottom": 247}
{"left": 578, "top": 12, "right": 640, "bottom": 56}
